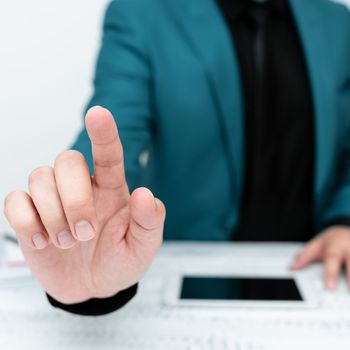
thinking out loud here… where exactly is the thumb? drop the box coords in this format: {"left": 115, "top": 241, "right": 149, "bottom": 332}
{"left": 127, "top": 187, "right": 165, "bottom": 253}
{"left": 290, "top": 237, "right": 323, "bottom": 270}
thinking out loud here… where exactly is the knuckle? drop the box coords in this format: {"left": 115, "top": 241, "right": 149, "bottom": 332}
{"left": 29, "top": 166, "right": 53, "bottom": 185}
{"left": 325, "top": 249, "right": 341, "bottom": 260}
{"left": 324, "top": 242, "right": 341, "bottom": 253}
{"left": 16, "top": 220, "right": 36, "bottom": 234}
{"left": 325, "top": 256, "right": 339, "bottom": 266}
{"left": 326, "top": 261, "right": 341, "bottom": 274}
{"left": 324, "top": 261, "right": 340, "bottom": 274}
{"left": 65, "top": 196, "right": 91, "bottom": 212}
{"left": 55, "top": 150, "right": 84, "bottom": 168}
{"left": 294, "top": 252, "right": 303, "bottom": 261}
{"left": 95, "top": 157, "right": 121, "bottom": 168}
{"left": 3, "top": 190, "right": 27, "bottom": 214}
{"left": 12, "top": 212, "right": 38, "bottom": 234}
{"left": 326, "top": 270, "right": 338, "bottom": 279}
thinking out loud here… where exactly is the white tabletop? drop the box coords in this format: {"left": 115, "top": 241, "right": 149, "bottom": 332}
{"left": 1, "top": 241, "right": 350, "bottom": 350}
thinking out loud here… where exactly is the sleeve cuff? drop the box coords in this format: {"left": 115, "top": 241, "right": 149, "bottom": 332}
{"left": 46, "top": 284, "right": 138, "bottom": 316}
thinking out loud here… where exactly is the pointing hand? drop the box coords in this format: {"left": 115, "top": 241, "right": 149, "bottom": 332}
{"left": 4, "top": 106, "right": 165, "bottom": 304}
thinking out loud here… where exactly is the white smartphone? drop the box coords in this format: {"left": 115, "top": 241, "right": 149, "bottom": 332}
{"left": 163, "top": 269, "right": 320, "bottom": 309}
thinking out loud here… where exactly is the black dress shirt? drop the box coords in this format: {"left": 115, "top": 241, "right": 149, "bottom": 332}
{"left": 217, "top": 0, "right": 315, "bottom": 242}
{"left": 49, "top": 0, "right": 350, "bottom": 315}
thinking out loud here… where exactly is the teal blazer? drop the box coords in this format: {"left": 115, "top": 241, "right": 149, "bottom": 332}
{"left": 73, "top": 0, "right": 350, "bottom": 241}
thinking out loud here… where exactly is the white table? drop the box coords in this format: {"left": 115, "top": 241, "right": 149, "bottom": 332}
{"left": 1, "top": 242, "right": 350, "bottom": 349}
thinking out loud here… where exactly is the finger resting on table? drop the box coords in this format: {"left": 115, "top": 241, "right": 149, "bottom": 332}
{"left": 324, "top": 249, "right": 343, "bottom": 290}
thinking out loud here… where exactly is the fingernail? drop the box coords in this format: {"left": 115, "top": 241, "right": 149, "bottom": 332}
{"left": 32, "top": 233, "right": 47, "bottom": 249}
{"left": 289, "top": 261, "right": 300, "bottom": 270}
{"left": 326, "top": 279, "right": 337, "bottom": 291}
{"left": 289, "top": 262, "right": 297, "bottom": 269}
{"left": 75, "top": 220, "right": 95, "bottom": 241}
{"left": 57, "top": 229, "right": 76, "bottom": 249}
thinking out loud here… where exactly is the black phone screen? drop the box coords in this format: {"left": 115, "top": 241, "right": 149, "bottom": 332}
{"left": 180, "top": 276, "right": 303, "bottom": 301}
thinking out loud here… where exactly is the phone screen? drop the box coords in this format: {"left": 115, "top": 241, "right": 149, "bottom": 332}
{"left": 180, "top": 276, "right": 303, "bottom": 301}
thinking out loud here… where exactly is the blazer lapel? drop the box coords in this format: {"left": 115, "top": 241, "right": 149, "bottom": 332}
{"left": 166, "top": 0, "right": 245, "bottom": 202}
{"left": 289, "top": 0, "right": 337, "bottom": 213}
{"left": 167, "top": 0, "right": 335, "bottom": 215}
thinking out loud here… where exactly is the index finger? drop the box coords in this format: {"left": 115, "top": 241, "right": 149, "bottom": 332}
{"left": 85, "top": 106, "right": 127, "bottom": 191}
{"left": 290, "top": 239, "right": 323, "bottom": 270}
{"left": 324, "top": 250, "right": 343, "bottom": 291}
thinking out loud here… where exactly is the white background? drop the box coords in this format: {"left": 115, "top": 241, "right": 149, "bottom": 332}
{"left": 0, "top": 0, "right": 349, "bottom": 233}
{"left": 0, "top": 0, "right": 109, "bottom": 232}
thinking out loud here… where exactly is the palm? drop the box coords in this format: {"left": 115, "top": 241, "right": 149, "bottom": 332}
{"left": 5, "top": 107, "right": 165, "bottom": 305}
{"left": 22, "top": 187, "right": 131, "bottom": 303}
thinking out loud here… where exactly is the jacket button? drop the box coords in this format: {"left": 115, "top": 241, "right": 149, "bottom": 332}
{"left": 138, "top": 150, "right": 149, "bottom": 168}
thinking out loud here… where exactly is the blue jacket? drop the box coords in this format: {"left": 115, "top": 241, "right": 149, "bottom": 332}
{"left": 73, "top": 0, "right": 350, "bottom": 241}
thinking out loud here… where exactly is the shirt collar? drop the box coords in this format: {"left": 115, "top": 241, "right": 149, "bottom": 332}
{"left": 219, "top": 0, "right": 288, "bottom": 20}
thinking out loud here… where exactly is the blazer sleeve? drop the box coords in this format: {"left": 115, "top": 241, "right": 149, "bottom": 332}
{"left": 72, "top": 0, "right": 153, "bottom": 192}
{"left": 321, "top": 9, "right": 350, "bottom": 226}
{"left": 51, "top": 1, "right": 152, "bottom": 315}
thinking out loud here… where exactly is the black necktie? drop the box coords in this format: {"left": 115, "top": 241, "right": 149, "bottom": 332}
{"left": 250, "top": 2, "right": 268, "bottom": 121}
{"left": 235, "top": 1, "right": 272, "bottom": 241}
